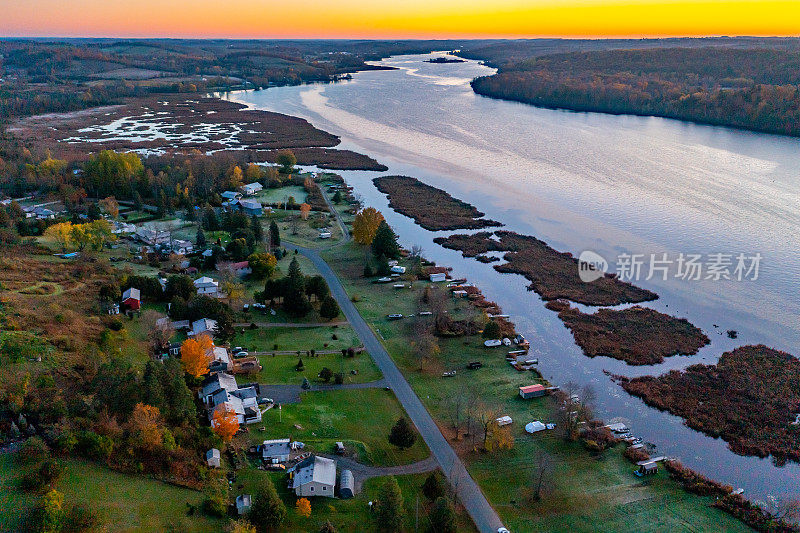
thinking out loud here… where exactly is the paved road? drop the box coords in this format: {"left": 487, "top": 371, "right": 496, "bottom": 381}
{"left": 284, "top": 241, "right": 504, "bottom": 533}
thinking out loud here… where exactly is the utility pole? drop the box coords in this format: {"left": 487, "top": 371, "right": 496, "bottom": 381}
{"left": 415, "top": 494, "right": 419, "bottom": 532}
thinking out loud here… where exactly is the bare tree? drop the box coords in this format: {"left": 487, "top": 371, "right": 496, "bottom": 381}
{"left": 411, "top": 319, "right": 439, "bottom": 371}
{"left": 445, "top": 389, "right": 468, "bottom": 440}
{"left": 529, "top": 450, "right": 553, "bottom": 502}
{"left": 142, "top": 309, "right": 174, "bottom": 359}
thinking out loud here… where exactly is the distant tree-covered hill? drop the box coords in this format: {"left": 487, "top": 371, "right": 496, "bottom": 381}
{"left": 465, "top": 45, "right": 800, "bottom": 136}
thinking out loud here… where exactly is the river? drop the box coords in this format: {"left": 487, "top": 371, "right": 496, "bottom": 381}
{"left": 228, "top": 52, "right": 800, "bottom": 501}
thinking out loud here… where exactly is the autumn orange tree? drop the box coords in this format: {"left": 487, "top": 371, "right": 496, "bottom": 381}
{"left": 128, "top": 403, "right": 164, "bottom": 450}
{"left": 180, "top": 334, "right": 214, "bottom": 378}
{"left": 212, "top": 404, "right": 240, "bottom": 442}
{"left": 295, "top": 497, "right": 312, "bottom": 518}
{"left": 299, "top": 203, "right": 311, "bottom": 220}
{"left": 352, "top": 207, "right": 384, "bottom": 245}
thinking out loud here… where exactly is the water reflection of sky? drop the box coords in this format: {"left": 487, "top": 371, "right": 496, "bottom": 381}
{"left": 228, "top": 52, "right": 800, "bottom": 500}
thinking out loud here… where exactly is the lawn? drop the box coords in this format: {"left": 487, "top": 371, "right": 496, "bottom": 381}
{"left": 243, "top": 388, "right": 429, "bottom": 467}
{"left": 0, "top": 455, "right": 223, "bottom": 533}
{"left": 317, "top": 238, "right": 753, "bottom": 533}
{"left": 231, "top": 469, "right": 476, "bottom": 533}
{"left": 254, "top": 185, "right": 308, "bottom": 205}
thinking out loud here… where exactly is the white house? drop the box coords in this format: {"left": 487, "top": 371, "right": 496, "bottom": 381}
{"left": 291, "top": 456, "right": 336, "bottom": 498}
{"left": 199, "top": 372, "right": 239, "bottom": 405}
{"left": 194, "top": 276, "right": 219, "bottom": 297}
{"left": 261, "top": 438, "right": 291, "bottom": 463}
{"left": 240, "top": 182, "right": 263, "bottom": 196}
{"left": 207, "top": 346, "right": 232, "bottom": 371}
{"left": 206, "top": 448, "right": 220, "bottom": 468}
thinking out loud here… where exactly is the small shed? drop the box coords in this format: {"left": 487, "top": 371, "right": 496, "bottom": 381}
{"left": 525, "top": 421, "right": 547, "bottom": 434}
{"left": 390, "top": 265, "right": 406, "bottom": 274}
{"left": 429, "top": 273, "right": 446, "bottom": 282}
{"left": 339, "top": 469, "right": 354, "bottom": 499}
{"left": 335, "top": 442, "right": 346, "bottom": 454}
{"left": 206, "top": 448, "right": 221, "bottom": 468}
{"left": 519, "top": 384, "right": 547, "bottom": 399}
{"left": 636, "top": 462, "right": 659, "bottom": 476}
{"left": 122, "top": 287, "right": 141, "bottom": 310}
{"left": 235, "top": 494, "right": 252, "bottom": 515}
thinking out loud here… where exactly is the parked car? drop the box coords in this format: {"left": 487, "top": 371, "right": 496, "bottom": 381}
{"left": 418, "top": 311, "right": 433, "bottom": 316}
{"left": 387, "top": 314, "right": 404, "bottom": 320}
{"left": 234, "top": 351, "right": 249, "bottom": 358}
{"left": 466, "top": 361, "right": 483, "bottom": 370}
{"left": 232, "top": 346, "right": 243, "bottom": 353}
{"left": 442, "top": 370, "right": 457, "bottom": 377}
{"left": 266, "top": 464, "right": 286, "bottom": 471}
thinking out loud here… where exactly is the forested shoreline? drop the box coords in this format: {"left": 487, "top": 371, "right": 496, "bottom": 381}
{"left": 468, "top": 47, "right": 800, "bottom": 137}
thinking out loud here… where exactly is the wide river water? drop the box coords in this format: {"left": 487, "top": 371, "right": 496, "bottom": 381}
{"left": 229, "top": 52, "right": 800, "bottom": 501}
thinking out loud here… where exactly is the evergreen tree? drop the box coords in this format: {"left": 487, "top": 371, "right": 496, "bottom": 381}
{"left": 319, "top": 295, "right": 340, "bottom": 321}
{"left": 388, "top": 417, "right": 417, "bottom": 449}
{"left": 142, "top": 361, "right": 166, "bottom": 413}
{"left": 331, "top": 191, "right": 342, "bottom": 203}
{"left": 482, "top": 320, "right": 501, "bottom": 339}
{"left": 374, "top": 477, "right": 404, "bottom": 532}
{"left": 196, "top": 227, "right": 206, "bottom": 248}
{"left": 363, "top": 263, "right": 374, "bottom": 278}
{"left": 251, "top": 215, "right": 263, "bottom": 242}
{"left": 269, "top": 220, "right": 280, "bottom": 247}
{"left": 421, "top": 471, "right": 447, "bottom": 501}
{"left": 372, "top": 221, "right": 400, "bottom": 259}
{"left": 202, "top": 207, "right": 220, "bottom": 231}
{"left": 284, "top": 258, "right": 311, "bottom": 317}
{"left": 248, "top": 477, "right": 286, "bottom": 531}
{"left": 163, "top": 358, "right": 196, "bottom": 425}
{"left": 426, "top": 497, "right": 456, "bottom": 533}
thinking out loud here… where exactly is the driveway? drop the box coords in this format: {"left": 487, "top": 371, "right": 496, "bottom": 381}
{"left": 319, "top": 454, "right": 438, "bottom": 494}
{"left": 284, "top": 241, "right": 504, "bottom": 533}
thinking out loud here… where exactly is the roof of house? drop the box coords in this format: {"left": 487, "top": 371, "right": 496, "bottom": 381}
{"left": 261, "top": 438, "right": 291, "bottom": 457}
{"left": 206, "top": 448, "right": 220, "bottom": 460}
{"left": 238, "top": 199, "right": 262, "bottom": 210}
{"left": 191, "top": 318, "right": 218, "bottom": 335}
{"left": 221, "top": 191, "right": 242, "bottom": 199}
{"left": 199, "top": 372, "right": 238, "bottom": 399}
{"left": 243, "top": 182, "right": 263, "bottom": 191}
{"left": 122, "top": 287, "right": 140, "bottom": 301}
{"left": 235, "top": 494, "right": 252, "bottom": 510}
{"left": 194, "top": 276, "right": 218, "bottom": 287}
{"left": 208, "top": 346, "right": 231, "bottom": 365}
{"left": 292, "top": 456, "right": 336, "bottom": 488}
{"left": 519, "top": 384, "right": 546, "bottom": 394}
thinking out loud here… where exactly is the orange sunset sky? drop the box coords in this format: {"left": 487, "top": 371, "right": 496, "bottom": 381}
{"left": 0, "top": 0, "right": 798, "bottom": 38}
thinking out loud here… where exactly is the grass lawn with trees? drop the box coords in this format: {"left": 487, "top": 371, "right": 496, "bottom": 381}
{"left": 314, "top": 230, "right": 753, "bottom": 533}
{"left": 242, "top": 388, "right": 429, "bottom": 468}
{"left": 0, "top": 455, "right": 223, "bottom": 533}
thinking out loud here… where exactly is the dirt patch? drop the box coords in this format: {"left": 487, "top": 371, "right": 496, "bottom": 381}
{"left": 618, "top": 345, "right": 800, "bottom": 463}
{"left": 434, "top": 231, "right": 657, "bottom": 306}
{"left": 373, "top": 176, "right": 502, "bottom": 231}
{"left": 547, "top": 301, "right": 709, "bottom": 365}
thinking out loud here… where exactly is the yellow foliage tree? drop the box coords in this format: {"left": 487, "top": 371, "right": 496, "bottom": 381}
{"left": 45, "top": 222, "right": 73, "bottom": 252}
{"left": 229, "top": 166, "right": 244, "bottom": 189}
{"left": 128, "top": 403, "right": 164, "bottom": 450}
{"left": 87, "top": 219, "right": 115, "bottom": 250}
{"left": 212, "top": 403, "right": 240, "bottom": 442}
{"left": 227, "top": 519, "right": 256, "bottom": 533}
{"left": 352, "top": 207, "right": 384, "bottom": 245}
{"left": 70, "top": 223, "right": 90, "bottom": 251}
{"left": 180, "top": 334, "right": 214, "bottom": 378}
{"left": 295, "top": 497, "right": 312, "bottom": 518}
{"left": 299, "top": 203, "right": 311, "bottom": 221}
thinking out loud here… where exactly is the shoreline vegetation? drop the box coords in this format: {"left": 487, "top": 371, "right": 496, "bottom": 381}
{"left": 373, "top": 175, "right": 502, "bottom": 231}
{"left": 545, "top": 301, "right": 710, "bottom": 365}
{"left": 465, "top": 47, "right": 800, "bottom": 138}
{"left": 617, "top": 345, "right": 800, "bottom": 464}
{"left": 424, "top": 57, "right": 466, "bottom": 64}
{"left": 433, "top": 230, "right": 657, "bottom": 306}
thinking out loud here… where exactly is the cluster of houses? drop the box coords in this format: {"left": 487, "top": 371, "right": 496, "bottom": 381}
{"left": 220, "top": 183, "right": 267, "bottom": 216}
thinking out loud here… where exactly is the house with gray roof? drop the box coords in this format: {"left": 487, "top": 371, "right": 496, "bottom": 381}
{"left": 291, "top": 456, "right": 336, "bottom": 498}
{"left": 261, "top": 438, "right": 291, "bottom": 463}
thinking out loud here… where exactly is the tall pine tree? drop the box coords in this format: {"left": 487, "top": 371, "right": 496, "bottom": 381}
{"left": 372, "top": 221, "right": 400, "bottom": 259}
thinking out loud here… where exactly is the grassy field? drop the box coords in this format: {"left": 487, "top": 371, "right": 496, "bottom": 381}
{"left": 315, "top": 241, "right": 753, "bottom": 533}
{"left": 0, "top": 454, "right": 223, "bottom": 533}
{"left": 253, "top": 185, "right": 308, "bottom": 205}
{"left": 231, "top": 468, "right": 476, "bottom": 533}
{"left": 242, "top": 388, "right": 429, "bottom": 467}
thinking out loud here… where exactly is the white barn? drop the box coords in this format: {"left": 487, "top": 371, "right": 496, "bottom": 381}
{"left": 292, "top": 456, "right": 336, "bottom": 498}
